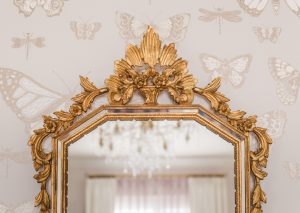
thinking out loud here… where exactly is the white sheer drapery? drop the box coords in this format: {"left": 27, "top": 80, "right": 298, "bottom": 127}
{"left": 188, "top": 177, "right": 228, "bottom": 213}
{"left": 115, "top": 176, "right": 191, "bottom": 213}
{"left": 85, "top": 178, "right": 117, "bottom": 213}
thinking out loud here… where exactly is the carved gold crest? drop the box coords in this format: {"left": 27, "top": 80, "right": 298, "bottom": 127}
{"left": 105, "top": 27, "right": 197, "bottom": 105}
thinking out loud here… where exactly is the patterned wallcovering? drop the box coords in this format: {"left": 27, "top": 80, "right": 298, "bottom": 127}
{"left": 0, "top": 0, "right": 299, "bottom": 212}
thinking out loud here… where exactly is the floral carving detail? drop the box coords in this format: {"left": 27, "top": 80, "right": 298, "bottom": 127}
{"left": 69, "top": 104, "right": 83, "bottom": 116}
{"left": 105, "top": 27, "right": 197, "bottom": 105}
{"left": 43, "top": 116, "right": 57, "bottom": 133}
{"left": 218, "top": 103, "right": 231, "bottom": 116}
{"left": 194, "top": 77, "right": 272, "bottom": 213}
{"left": 241, "top": 116, "right": 257, "bottom": 132}
{"left": 134, "top": 75, "right": 147, "bottom": 88}
{"left": 153, "top": 75, "right": 167, "bottom": 88}
{"left": 28, "top": 76, "right": 108, "bottom": 213}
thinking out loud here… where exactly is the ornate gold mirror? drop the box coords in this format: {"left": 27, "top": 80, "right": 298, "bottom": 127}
{"left": 29, "top": 27, "right": 271, "bottom": 213}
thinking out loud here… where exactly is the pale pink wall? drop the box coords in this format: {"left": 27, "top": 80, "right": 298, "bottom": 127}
{"left": 0, "top": 0, "right": 299, "bottom": 212}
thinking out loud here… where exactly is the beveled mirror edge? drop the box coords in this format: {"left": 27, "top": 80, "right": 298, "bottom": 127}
{"left": 56, "top": 104, "right": 246, "bottom": 142}
{"left": 28, "top": 26, "right": 272, "bottom": 213}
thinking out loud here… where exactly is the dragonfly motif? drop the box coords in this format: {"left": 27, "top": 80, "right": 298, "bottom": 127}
{"left": 198, "top": 8, "right": 242, "bottom": 34}
{"left": 11, "top": 33, "right": 45, "bottom": 60}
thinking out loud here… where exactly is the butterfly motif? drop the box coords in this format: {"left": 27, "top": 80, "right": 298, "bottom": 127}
{"left": 238, "top": 0, "right": 300, "bottom": 17}
{"left": 0, "top": 68, "right": 72, "bottom": 132}
{"left": 257, "top": 110, "right": 287, "bottom": 140}
{"left": 199, "top": 54, "right": 252, "bottom": 87}
{"left": 70, "top": 21, "right": 101, "bottom": 40}
{"left": 269, "top": 58, "right": 300, "bottom": 105}
{"left": 0, "top": 147, "right": 31, "bottom": 177}
{"left": 14, "top": 0, "right": 65, "bottom": 17}
{"left": 0, "top": 200, "right": 37, "bottom": 213}
{"left": 198, "top": 8, "right": 242, "bottom": 34}
{"left": 253, "top": 26, "right": 281, "bottom": 43}
{"left": 11, "top": 33, "right": 45, "bottom": 60}
{"left": 284, "top": 161, "right": 300, "bottom": 179}
{"left": 115, "top": 11, "right": 190, "bottom": 44}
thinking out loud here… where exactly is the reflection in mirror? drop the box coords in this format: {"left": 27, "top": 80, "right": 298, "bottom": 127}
{"left": 68, "top": 120, "right": 235, "bottom": 213}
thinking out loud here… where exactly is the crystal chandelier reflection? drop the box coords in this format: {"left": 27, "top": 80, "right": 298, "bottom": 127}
{"left": 98, "top": 120, "right": 194, "bottom": 177}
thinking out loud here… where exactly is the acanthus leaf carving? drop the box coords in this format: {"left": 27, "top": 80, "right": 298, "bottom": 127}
{"left": 105, "top": 27, "right": 197, "bottom": 105}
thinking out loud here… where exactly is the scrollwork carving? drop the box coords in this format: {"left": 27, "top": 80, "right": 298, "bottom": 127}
{"left": 194, "top": 77, "right": 272, "bottom": 213}
{"left": 28, "top": 26, "right": 271, "bottom": 213}
{"left": 29, "top": 77, "right": 108, "bottom": 213}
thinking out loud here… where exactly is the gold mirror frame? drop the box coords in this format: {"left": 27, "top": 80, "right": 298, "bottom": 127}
{"left": 58, "top": 104, "right": 244, "bottom": 213}
{"left": 28, "top": 27, "right": 271, "bottom": 213}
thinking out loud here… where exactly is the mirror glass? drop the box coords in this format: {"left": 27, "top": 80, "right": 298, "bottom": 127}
{"left": 67, "top": 120, "right": 235, "bottom": 213}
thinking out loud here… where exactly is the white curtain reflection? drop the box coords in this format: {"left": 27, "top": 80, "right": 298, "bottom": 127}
{"left": 85, "top": 176, "right": 229, "bottom": 213}
{"left": 85, "top": 178, "right": 117, "bottom": 213}
{"left": 115, "top": 176, "right": 191, "bottom": 213}
{"left": 188, "top": 177, "right": 228, "bottom": 213}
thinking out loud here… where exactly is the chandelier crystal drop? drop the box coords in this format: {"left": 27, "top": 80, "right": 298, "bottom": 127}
{"left": 98, "top": 120, "right": 195, "bottom": 177}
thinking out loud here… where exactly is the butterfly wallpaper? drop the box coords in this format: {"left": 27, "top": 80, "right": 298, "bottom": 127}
{"left": 0, "top": 0, "right": 299, "bottom": 212}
